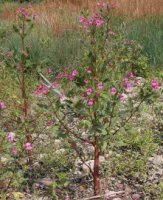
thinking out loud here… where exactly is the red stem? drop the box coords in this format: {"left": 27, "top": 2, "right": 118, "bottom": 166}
{"left": 93, "top": 137, "right": 101, "bottom": 195}
{"left": 21, "top": 20, "right": 31, "bottom": 163}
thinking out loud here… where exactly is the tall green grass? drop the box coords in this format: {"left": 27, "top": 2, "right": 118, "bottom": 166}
{"left": 112, "top": 15, "right": 163, "bottom": 68}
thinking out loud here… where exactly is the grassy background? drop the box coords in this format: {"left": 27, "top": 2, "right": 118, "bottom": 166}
{"left": 0, "top": 0, "right": 163, "bottom": 70}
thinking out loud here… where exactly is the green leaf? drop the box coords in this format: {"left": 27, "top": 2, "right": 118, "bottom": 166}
{"left": 13, "top": 25, "right": 19, "bottom": 34}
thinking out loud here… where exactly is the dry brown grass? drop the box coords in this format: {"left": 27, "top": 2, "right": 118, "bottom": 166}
{"left": 33, "top": 0, "right": 163, "bottom": 34}
{"left": 114, "top": 0, "right": 163, "bottom": 17}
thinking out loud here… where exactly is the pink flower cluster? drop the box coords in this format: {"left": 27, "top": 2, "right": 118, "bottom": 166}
{"left": 0, "top": 101, "right": 6, "bottom": 110}
{"left": 82, "top": 78, "right": 104, "bottom": 106}
{"left": 120, "top": 93, "right": 127, "bottom": 103}
{"left": 25, "top": 142, "right": 33, "bottom": 151}
{"left": 79, "top": 13, "right": 104, "bottom": 29}
{"left": 16, "top": 5, "right": 36, "bottom": 20}
{"left": 86, "top": 88, "right": 93, "bottom": 96}
{"left": 88, "top": 98, "right": 95, "bottom": 106}
{"left": 69, "top": 70, "right": 78, "bottom": 81}
{"left": 6, "top": 132, "right": 18, "bottom": 155}
{"left": 97, "top": 2, "right": 108, "bottom": 9}
{"left": 16, "top": 7, "right": 30, "bottom": 19}
{"left": 34, "top": 84, "right": 49, "bottom": 95}
{"left": 65, "top": 194, "right": 70, "bottom": 200}
{"left": 151, "top": 79, "right": 159, "bottom": 91}
{"left": 51, "top": 81, "right": 57, "bottom": 89}
{"left": 98, "top": 82, "right": 103, "bottom": 90}
{"left": 111, "top": 87, "right": 117, "bottom": 95}
{"left": 7, "top": 132, "right": 15, "bottom": 143}
{"left": 56, "top": 72, "right": 69, "bottom": 82}
{"left": 6, "top": 132, "right": 33, "bottom": 154}
{"left": 123, "top": 72, "right": 136, "bottom": 93}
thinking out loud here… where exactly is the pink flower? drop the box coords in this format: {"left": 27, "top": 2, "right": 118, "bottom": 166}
{"left": 16, "top": 7, "right": 30, "bottom": 18}
{"left": 51, "top": 82, "right": 57, "bottom": 89}
{"left": 0, "top": 101, "right": 6, "bottom": 110}
{"left": 134, "top": 79, "right": 140, "bottom": 86}
{"left": 59, "top": 95, "right": 67, "bottom": 103}
{"left": 98, "top": 82, "right": 103, "bottom": 90}
{"left": 84, "top": 22, "right": 89, "bottom": 29}
{"left": 151, "top": 79, "right": 157, "bottom": 86}
{"left": 87, "top": 68, "right": 92, "bottom": 74}
{"left": 125, "top": 83, "right": 133, "bottom": 93}
{"left": 88, "top": 98, "right": 95, "bottom": 106}
{"left": 86, "top": 88, "right": 93, "bottom": 96}
{"left": 69, "top": 70, "right": 78, "bottom": 81}
{"left": 12, "top": 145, "right": 17, "bottom": 155}
{"left": 34, "top": 85, "right": 49, "bottom": 95}
{"left": 95, "top": 18, "right": 104, "bottom": 27}
{"left": 129, "top": 72, "right": 135, "bottom": 79}
{"left": 151, "top": 79, "right": 159, "bottom": 91}
{"left": 72, "top": 70, "right": 78, "bottom": 77}
{"left": 105, "top": 189, "right": 110, "bottom": 200}
{"left": 154, "top": 85, "right": 159, "bottom": 91}
{"left": 69, "top": 74, "right": 75, "bottom": 81}
{"left": 120, "top": 93, "right": 127, "bottom": 102}
{"left": 65, "top": 194, "right": 70, "bottom": 200}
{"left": 89, "top": 17, "right": 94, "bottom": 25}
{"left": 84, "top": 79, "right": 89, "bottom": 84}
{"left": 111, "top": 87, "right": 117, "bottom": 95}
{"left": 79, "top": 16, "right": 86, "bottom": 23}
{"left": 7, "top": 132, "right": 15, "bottom": 143}
{"left": 82, "top": 93, "right": 87, "bottom": 100}
{"left": 124, "top": 78, "right": 129, "bottom": 84}
{"left": 25, "top": 143, "right": 33, "bottom": 151}
{"left": 46, "top": 68, "right": 53, "bottom": 75}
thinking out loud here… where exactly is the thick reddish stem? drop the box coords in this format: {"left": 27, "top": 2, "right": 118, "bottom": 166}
{"left": 93, "top": 137, "right": 100, "bottom": 195}
{"left": 21, "top": 20, "right": 31, "bottom": 163}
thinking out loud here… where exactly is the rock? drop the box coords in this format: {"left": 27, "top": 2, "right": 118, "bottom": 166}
{"left": 37, "top": 153, "right": 47, "bottom": 161}
{"left": 153, "top": 155, "right": 163, "bottom": 166}
{"left": 75, "top": 157, "right": 106, "bottom": 176}
{"left": 38, "top": 177, "right": 53, "bottom": 187}
{"left": 0, "top": 157, "right": 9, "bottom": 165}
{"left": 33, "top": 162, "right": 41, "bottom": 169}
{"left": 116, "top": 183, "right": 124, "bottom": 190}
{"left": 99, "top": 156, "right": 105, "bottom": 163}
{"left": 125, "top": 186, "right": 132, "bottom": 194}
{"left": 54, "top": 139, "right": 62, "bottom": 145}
{"left": 82, "top": 160, "right": 94, "bottom": 175}
{"left": 55, "top": 148, "right": 66, "bottom": 154}
{"left": 132, "top": 194, "right": 141, "bottom": 200}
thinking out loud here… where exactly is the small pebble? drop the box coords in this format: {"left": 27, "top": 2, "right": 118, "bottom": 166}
{"left": 132, "top": 194, "right": 141, "bottom": 200}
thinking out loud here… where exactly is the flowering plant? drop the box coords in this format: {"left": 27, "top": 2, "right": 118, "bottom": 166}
{"left": 34, "top": 2, "right": 161, "bottom": 196}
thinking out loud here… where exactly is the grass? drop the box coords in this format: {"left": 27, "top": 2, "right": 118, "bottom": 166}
{"left": 0, "top": 22, "right": 81, "bottom": 73}
{"left": 125, "top": 16, "right": 163, "bottom": 67}
{"left": 111, "top": 15, "right": 163, "bottom": 67}
{"left": 0, "top": 0, "right": 163, "bottom": 68}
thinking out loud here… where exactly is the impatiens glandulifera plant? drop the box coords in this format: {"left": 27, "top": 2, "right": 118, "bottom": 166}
{"left": 0, "top": 6, "right": 36, "bottom": 164}
{"left": 34, "top": 1, "right": 161, "bottom": 196}
{"left": 0, "top": 5, "right": 41, "bottom": 191}
{"left": 13, "top": 6, "right": 36, "bottom": 162}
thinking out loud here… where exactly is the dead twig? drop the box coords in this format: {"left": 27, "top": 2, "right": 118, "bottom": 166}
{"left": 78, "top": 191, "right": 125, "bottom": 200}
